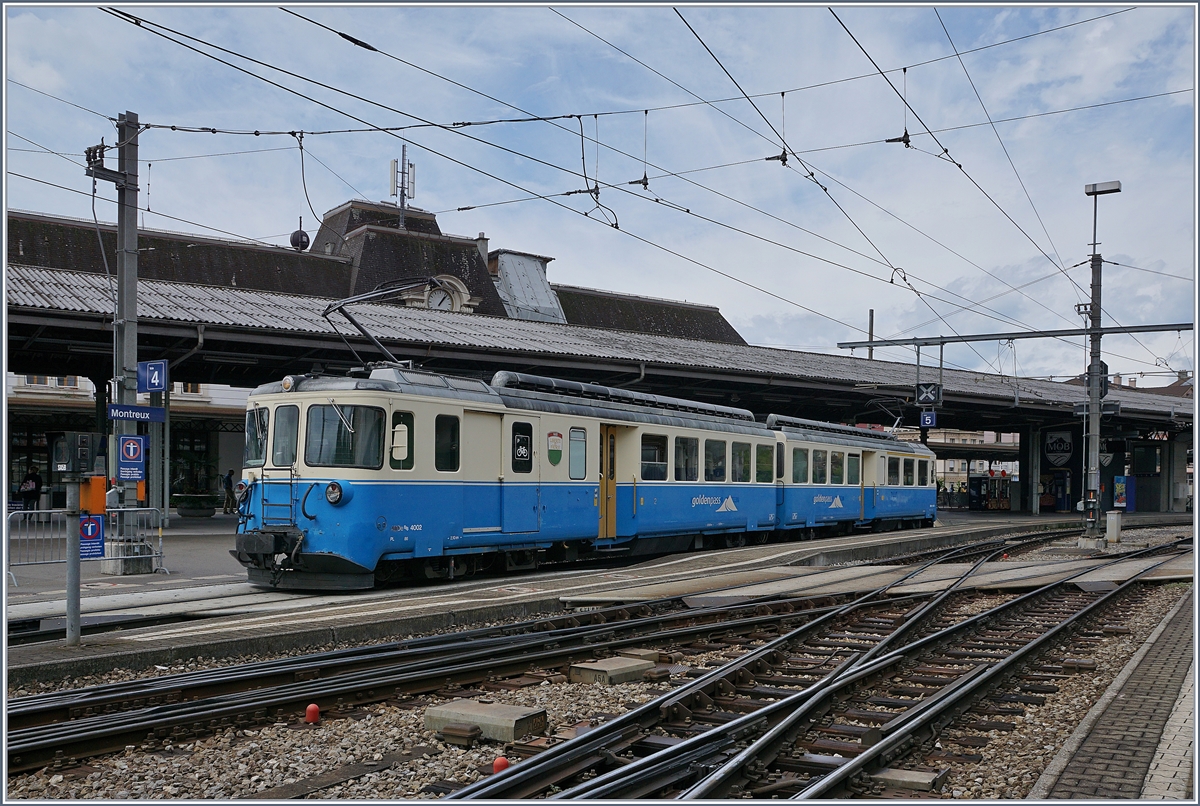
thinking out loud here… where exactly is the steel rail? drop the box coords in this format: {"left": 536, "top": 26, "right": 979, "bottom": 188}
{"left": 6, "top": 592, "right": 862, "bottom": 772}
{"left": 793, "top": 546, "right": 1190, "bottom": 799}
{"left": 551, "top": 539, "right": 1037, "bottom": 799}
{"left": 677, "top": 539, "right": 1190, "bottom": 799}
{"left": 557, "top": 538, "right": 1187, "bottom": 799}
{"left": 11, "top": 530, "right": 1018, "bottom": 731}
{"left": 450, "top": 541, "right": 988, "bottom": 799}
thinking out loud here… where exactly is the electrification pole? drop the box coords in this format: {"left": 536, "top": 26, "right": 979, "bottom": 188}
{"left": 87, "top": 111, "right": 140, "bottom": 505}
{"left": 1083, "top": 180, "right": 1121, "bottom": 537}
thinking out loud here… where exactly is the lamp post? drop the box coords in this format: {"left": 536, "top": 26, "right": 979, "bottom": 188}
{"left": 1082, "top": 180, "right": 1120, "bottom": 537}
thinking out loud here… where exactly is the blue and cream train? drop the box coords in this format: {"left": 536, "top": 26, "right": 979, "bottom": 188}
{"left": 232, "top": 367, "right": 937, "bottom": 590}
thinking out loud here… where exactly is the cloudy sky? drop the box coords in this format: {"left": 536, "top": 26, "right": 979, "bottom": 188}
{"left": 5, "top": 4, "right": 1195, "bottom": 385}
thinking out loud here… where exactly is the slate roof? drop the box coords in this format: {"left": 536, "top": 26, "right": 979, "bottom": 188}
{"left": 7, "top": 264, "right": 1190, "bottom": 422}
{"left": 552, "top": 284, "right": 747, "bottom": 346}
{"left": 346, "top": 226, "right": 509, "bottom": 316}
{"left": 7, "top": 210, "right": 354, "bottom": 298}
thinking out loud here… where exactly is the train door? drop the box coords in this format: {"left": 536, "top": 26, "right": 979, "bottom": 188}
{"left": 598, "top": 424, "right": 618, "bottom": 539}
{"left": 462, "top": 411, "right": 502, "bottom": 535}
{"left": 501, "top": 414, "right": 541, "bottom": 532}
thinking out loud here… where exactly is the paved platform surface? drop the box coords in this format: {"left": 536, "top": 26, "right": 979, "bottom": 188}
{"left": 1032, "top": 589, "right": 1194, "bottom": 800}
{"left": 4, "top": 511, "right": 1190, "bottom": 688}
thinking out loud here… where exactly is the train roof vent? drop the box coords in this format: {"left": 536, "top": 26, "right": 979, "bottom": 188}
{"left": 765, "top": 414, "right": 900, "bottom": 442}
{"left": 490, "top": 371, "right": 756, "bottom": 422}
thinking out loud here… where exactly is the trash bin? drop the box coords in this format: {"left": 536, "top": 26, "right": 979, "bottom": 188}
{"left": 1106, "top": 510, "right": 1122, "bottom": 544}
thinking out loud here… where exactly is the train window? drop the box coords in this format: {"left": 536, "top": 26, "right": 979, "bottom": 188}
{"left": 903, "top": 458, "right": 915, "bottom": 486}
{"left": 390, "top": 411, "right": 415, "bottom": 470}
{"left": 731, "top": 442, "right": 752, "bottom": 483}
{"left": 918, "top": 459, "right": 929, "bottom": 486}
{"left": 569, "top": 428, "right": 587, "bottom": 480}
{"left": 641, "top": 434, "right": 668, "bottom": 481}
{"left": 792, "top": 447, "right": 808, "bottom": 484}
{"left": 847, "top": 454, "right": 861, "bottom": 485}
{"left": 512, "top": 422, "right": 533, "bottom": 473}
{"left": 705, "top": 440, "right": 726, "bottom": 482}
{"left": 776, "top": 444, "right": 784, "bottom": 480}
{"left": 756, "top": 445, "right": 773, "bottom": 483}
{"left": 674, "top": 437, "right": 699, "bottom": 482}
{"left": 272, "top": 405, "right": 299, "bottom": 467}
{"left": 830, "top": 451, "right": 845, "bottom": 485}
{"left": 305, "top": 405, "right": 385, "bottom": 469}
{"left": 887, "top": 457, "right": 900, "bottom": 485}
{"left": 244, "top": 407, "right": 269, "bottom": 468}
{"left": 435, "top": 414, "right": 460, "bottom": 472}
{"left": 812, "top": 450, "right": 828, "bottom": 484}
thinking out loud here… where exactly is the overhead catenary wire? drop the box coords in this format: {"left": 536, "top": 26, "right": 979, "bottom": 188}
{"left": 1102, "top": 260, "right": 1192, "bottom": 282}
{"left": 550, "top": 8, "right": 1101, "bottom": 348}
{"left": 674, "top": 8, "right": 1002, "bottom": 372}
{"left": 105, "top": 7, "right": 1046, "bottom": 344}
{"left": 237, "top": 3, "right": 1190, "bottom": 349}
{"left": 935, "top": 9, "right": 1069, "bottom": 278}
{"left": 829, "top": 9, "right": 1117, "bottom": 336}
{"left": 112, "top": 7, "right": 1173, "bottom": 373}
{"left": 11, "top": 171, "right": 291, "bottom": 247}
{"left": 101, "top": 8, "right": 900, "bottom": 350}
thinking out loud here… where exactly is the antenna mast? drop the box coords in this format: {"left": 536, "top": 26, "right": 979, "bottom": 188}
{"left": 389, "top": 145, "right": 415, "bottom": 229}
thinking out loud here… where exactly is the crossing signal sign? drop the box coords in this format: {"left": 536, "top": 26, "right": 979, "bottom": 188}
{"left": 916, "top": 383, "right": 942, "bottom": 406}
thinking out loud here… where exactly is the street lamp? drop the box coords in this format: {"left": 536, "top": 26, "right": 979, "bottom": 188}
{"left": 1082, "top": 180, "right": 1121, "bottom": 538}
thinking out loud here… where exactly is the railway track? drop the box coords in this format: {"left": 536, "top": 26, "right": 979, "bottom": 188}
{"left": 448, "top": 537, "right": 1190, "bottom": 799}
{"left": 8, "top": 535, "right": 1008, "bottom": 775}
{"left": 6, "top": 530, "right": 1184, "bottom": 788}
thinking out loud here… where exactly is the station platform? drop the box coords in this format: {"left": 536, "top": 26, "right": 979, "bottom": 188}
{"left": 4, "top": 511, "right": 1190, "bottom": 689}
{"left": 1030, "top": 589, "right": 1194, "bottom": 800}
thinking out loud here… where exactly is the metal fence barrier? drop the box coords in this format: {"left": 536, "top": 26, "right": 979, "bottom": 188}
{"left": 6, "top": 508, "right": 168, "bottom": 586}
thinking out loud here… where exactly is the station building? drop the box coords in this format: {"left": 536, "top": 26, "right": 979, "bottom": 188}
{"left": 6, "top": 199, "right": 1193, "bottom": 517}
{"left": 5, "top": 200, "right": 746, "bottom": 508}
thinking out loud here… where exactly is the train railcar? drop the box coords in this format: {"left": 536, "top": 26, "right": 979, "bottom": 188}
{"left": 232, "top": 367, "right": 936, "bottom": 590}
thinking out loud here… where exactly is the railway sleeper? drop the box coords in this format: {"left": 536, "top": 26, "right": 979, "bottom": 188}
{"left": 799, "top": 737, "right": 865, "bottom": 756}
{"left": 841, "top": 708, "right": 898, "bottom": 724}
{"left": 963, "top": 719, "right": 1016, "bottom": 732}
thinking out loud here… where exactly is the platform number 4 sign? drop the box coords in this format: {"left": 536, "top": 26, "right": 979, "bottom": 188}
{"left": 137, "top": 360, "right": 168, "bottom": 394}
{"left": 915, "top": 383, "right": 942, "bottom": 406}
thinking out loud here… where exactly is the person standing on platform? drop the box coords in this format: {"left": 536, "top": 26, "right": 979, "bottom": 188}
{"left": 222, "top": 469, "right": 236, "bottom": 514}
{"left": 20, "top": 466, "right": 43, "bottom": 511}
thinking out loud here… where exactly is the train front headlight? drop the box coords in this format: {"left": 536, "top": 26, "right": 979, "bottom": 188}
{"left": 325, "top": 482, "right": 343, "bottom": 505}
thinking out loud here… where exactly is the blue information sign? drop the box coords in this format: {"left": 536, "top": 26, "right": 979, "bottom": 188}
{"left": 919, "top": 410, "right": 937, "bottom": 428}
{"left": 79, "top": 515, "right": 105, "bottom": 559}
{"left": 137, "top": 360, "right": 169, "bottom": 394}
{"left": 108, "top": 404, "right": 166, "bottom": 423}
{"left": 117, "top": 435, "right": 147, "bottom": 481}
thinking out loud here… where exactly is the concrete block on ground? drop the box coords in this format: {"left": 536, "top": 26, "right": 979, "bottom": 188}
{"left": 617, "top": 648, "right": 660, "bottom": 662}
{"left": 868, "top": 767, "right": 949, "bottom": 791}
{"left": 570, "top": 657, "right": 655, "bottom": 684}
{"left": 424, "top": 699, "right": 546, "bottom": 742}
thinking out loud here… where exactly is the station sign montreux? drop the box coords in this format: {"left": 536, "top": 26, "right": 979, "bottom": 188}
{"left": 107, "top": 404, "right": 166, "bottom": 423}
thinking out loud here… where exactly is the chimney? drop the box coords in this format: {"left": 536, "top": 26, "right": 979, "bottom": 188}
{"left": 1128, "top": 377, "right": 1137, "bottom": 388}
{"left": 476, "top": 232, "right": 489, "bottom": 263}
{"left": 1112, "top": 373, "right": 1121, "bottom": 388}
{"left": 1179, "top": 370, "right": 1190, "bottom": 383}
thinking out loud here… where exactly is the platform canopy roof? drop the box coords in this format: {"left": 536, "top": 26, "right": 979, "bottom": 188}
{"left": 7, "top": 265, "right": 1192, "bottom": 434}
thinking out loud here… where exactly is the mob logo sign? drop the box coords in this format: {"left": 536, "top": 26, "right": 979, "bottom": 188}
{"left": 547, "top": 432, "right": 563, "bottom": 466}
{"left": 117, "top": 435, "right": 148, "bottom": 481}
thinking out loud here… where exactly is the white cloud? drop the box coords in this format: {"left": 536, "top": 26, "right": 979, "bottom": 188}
{"left": 5, "top": 4, "right": 1194, "bottom": 384}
